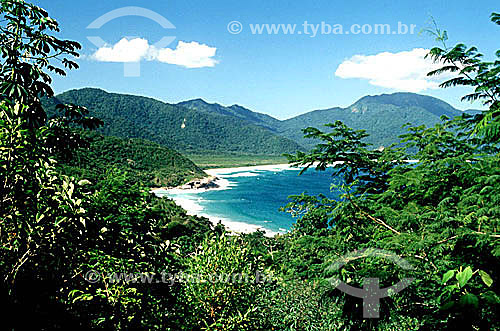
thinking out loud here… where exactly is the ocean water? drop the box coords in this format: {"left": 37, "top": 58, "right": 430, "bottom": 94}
{"left": 155, "top": 166, "right": 340, "bottom": 235}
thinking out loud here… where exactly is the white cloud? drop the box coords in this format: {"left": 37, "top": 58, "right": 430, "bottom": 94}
{"left": 156, "top": 41, "right": 217, "bottom": 68}
{"left": 93, "top": 38, "right": 152, "bottom": 63}
{"left": 335, "top": 48, "right": 452, "bottom": 92}
{"left": 91, "top": 38, "right": 217, "bottom": 68}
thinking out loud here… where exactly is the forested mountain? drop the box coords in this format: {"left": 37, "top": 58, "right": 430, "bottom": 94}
{"left": 59, "top": 131, "right": 206, "bottom": 187}
{"left": 174, "top": 93, "right": 472, "bottom": 150}
{"left": 45, "top": 89, "right": 471, "bottom": 155}
{"left": 277, "top": 93, "right": 466, "bottom": 149}
{"left": 43, "top": 88, "right": 303, "bottom": 155}
{"left": 178, "top": 99, "right": 281, "bottom": 131}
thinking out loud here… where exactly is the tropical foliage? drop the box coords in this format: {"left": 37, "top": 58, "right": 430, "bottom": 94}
{"left": 1, "top": 1, "right": 499, "bottom": 330}
{"left": 278, "top": 13, "right": 500, "bottom": 330}
{"left": 43, "top": 88, "right": 303, "bottom": 155}
{"left": 59, "top": 130, "right": 206, "bottom": 188}
{"left": 0, "top": 2, "right": 214, "bottom": 330}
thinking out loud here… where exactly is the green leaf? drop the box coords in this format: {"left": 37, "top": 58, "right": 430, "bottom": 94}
{"left": 480, "top": 290, "right": 500, "bottom": 304}
{"left": 479, "top": 270, "right": 493, "bottom": 287}
{"left": 456, "top": 266, "right": 473, "bottom": 288}
{"left": 442, "top": 270, "right": 455, "bottom": 284}
{"left": 492, "top": 245, "right": 500, "bottom": 257}
{"left": 459, "top": 293, "right": 479, "bottom": 308}
{"left": 440, "top": 301, "right": 455, "bottom": 310}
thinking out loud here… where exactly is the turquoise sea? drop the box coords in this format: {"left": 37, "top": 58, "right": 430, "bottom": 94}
{"left": 155, "top": 165, "right": 340, "bottom": 235}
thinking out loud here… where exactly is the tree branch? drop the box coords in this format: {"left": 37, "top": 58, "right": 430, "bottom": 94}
{"left": 347, "top": 196, "right": 401, "bottom": 235}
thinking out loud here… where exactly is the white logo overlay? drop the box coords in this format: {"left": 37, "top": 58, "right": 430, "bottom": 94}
{"left": 325, "top": 248, "right": 415, "bottom": 318}
{"left": 87, "top": 7, "right": 176, "bottom": 77}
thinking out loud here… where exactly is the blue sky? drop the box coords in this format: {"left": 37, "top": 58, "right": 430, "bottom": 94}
{"left": 37, "top": 0, "right": 498, "bottom": 119}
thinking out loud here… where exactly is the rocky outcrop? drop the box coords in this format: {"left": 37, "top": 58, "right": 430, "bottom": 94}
{"left": 179, "top": 176, "right": 219, "bottom": 190}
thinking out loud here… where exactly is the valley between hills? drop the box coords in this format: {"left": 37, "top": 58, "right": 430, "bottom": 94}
{"left": 44, "top": 88, "right": 477, "bottom": 186}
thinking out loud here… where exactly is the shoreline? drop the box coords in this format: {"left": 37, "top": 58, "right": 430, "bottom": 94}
{"left": 152, "top": 163, "right": 297, "bottom": 237}
{"left": 204, "top": 163, "right": 295, "bottom": 176}
{"left": 151, "top": 160, "right": 418, "bottom": 194}
{"left": 151, "top": 163, "right": 297, "bottom": 194}
{"left": 152, "top": 160, "right": 419, "bottom": 236}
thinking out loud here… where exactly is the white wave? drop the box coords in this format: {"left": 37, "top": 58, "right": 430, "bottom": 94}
{"left": 161, "top": 195, "right": 280, "bottom": 236}
{"left": 219, "top": 171, "right": 260, "bottom": 178}
{"left": 154, "top": 191, "right": 282, "bottom": 237}
{"left": 170, "top": 196, "right": 205, "bottom": 213}
{"left": 204, "top": 163, "right": 300, "bottom": 177}
{"left": 155, "top": 177, "right": 235, "bottom": 196}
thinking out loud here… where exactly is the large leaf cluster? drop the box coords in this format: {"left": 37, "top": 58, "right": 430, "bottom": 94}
{"left": 278, "top": 17, "right": 500, "bottom": 329}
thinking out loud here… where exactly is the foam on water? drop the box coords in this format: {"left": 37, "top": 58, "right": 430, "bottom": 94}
{"left": 154, "top": 165, "right": 336, "bottom": 237}
{"left": 156, "top": 177, "right": 235, "bottom": 195}
{"left": 219, "top": 172, "right": 260, "bottom": 178}
{"left": 169, "top": 196, "right": 205, "bottom": 213}
{"left": 205, "top": 164, "right": 300, "bottom": 177}
{"left": 164, "top": 190, "right": 280, "bottom": 237}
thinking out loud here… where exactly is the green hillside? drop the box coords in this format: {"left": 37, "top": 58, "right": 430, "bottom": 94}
{"left": 175, "top": 92, "right": 471, "bottom": 150}
{"left": 44, "top": 88, "right": 303, "bottom": 155}
{"left": 277, "top": 93, "right": 465, "bottom": 149}
{"left": 59, "top": 130, "right": 206, "bottom": 187}
{"left": 178, "top": 98, "right": 281, "bottom": 131}
{"left": 44, "top": 89, "right": 474, "bottom": 154}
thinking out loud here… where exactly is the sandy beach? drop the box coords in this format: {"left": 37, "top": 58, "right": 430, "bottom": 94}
{"left": 153, "top": 160, "right": 417, "bottom": 236}
{"left": 153, "top": 163, "right": 300, "bottom": 236}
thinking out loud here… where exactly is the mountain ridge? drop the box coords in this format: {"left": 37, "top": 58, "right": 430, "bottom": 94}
{"left": 45, "top": 88, "right": 478, "bottom": 154}
{"left": 177, "top": 91, "right": 472, "bottom": 150}
{"left": 178, "top": 98, "right": 281, "bottom": 131}
{"left": 43, "top": 88, "right": 303, "bottom": 155}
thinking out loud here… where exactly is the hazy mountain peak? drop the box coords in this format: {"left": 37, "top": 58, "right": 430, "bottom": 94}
{"left": 65, "top": 87, "right": 109, "bottom": 95}
{"left": 47, "top": 88, "right": 476, "bottom": 155}
{"left": 228, "top": 104, "right": 249, "bottom": 111}
{"left": 351, "top": 92, "right": 461, "bottom": 118}
{"left": 179, "top": 98, "right": 212, "bottom": 106}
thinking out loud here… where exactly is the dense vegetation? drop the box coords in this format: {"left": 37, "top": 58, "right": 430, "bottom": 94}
{"left": 275, "top": 17, "right": 500, "bottom": 330}
{"left": 0, "top": 2, "right": 217, "bottom": 330}
{"left": 186, "top": 152, "right": 287, "bottom": 169}
{"left": 43, "top": 88, "right": 304, "bottom": 155}
{"left": 45, "top": 86, "right": 473, "bottom": 158}
{"left": 1, "top": 1, "right": 499, "bottom": 330}
{"left": 179, "top": 92, "right": 475, "bottom": 151}
{"left": 59, "top": 130, "right": 206, "bottom": 187}
{"left": 277, "top": 93, "right": 469, "bottom": 150}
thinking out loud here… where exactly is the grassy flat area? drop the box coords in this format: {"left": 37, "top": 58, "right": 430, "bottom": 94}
{"left": 186, "top": 153, "right": 289, "bottom": 169}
